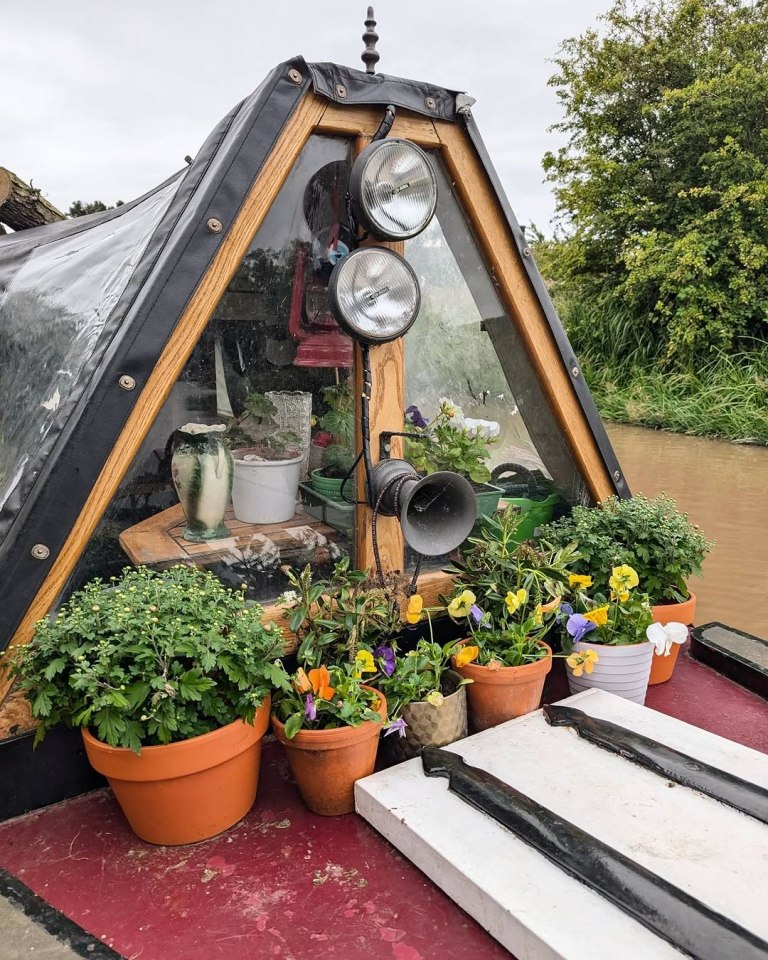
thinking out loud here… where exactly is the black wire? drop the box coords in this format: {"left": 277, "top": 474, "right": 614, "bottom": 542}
{"left": 372, "top": 105, "right": 397, "bottom": 142}
{"left": 360, "top": 344, "right": 375, "bottom": 507}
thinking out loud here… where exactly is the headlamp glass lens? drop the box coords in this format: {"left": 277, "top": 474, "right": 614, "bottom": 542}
{"left": 355, "top": 140, "right": 437, "bottom": 240}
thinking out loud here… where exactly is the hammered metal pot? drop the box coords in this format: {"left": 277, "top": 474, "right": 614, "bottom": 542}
{"left": 383, "top": 671, "right": 468, "bottom": 764}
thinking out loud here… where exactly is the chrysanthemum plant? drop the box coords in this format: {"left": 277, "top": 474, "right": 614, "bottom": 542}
{"left": 444, "top": 508, "right": 577, "bottom": 667}
{"left": 403, "top": 398, "right": 499, "bottom": 484}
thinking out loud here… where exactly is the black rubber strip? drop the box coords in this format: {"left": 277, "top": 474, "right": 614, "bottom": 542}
{"left": 543, "top": 703, "right": 768, "bottom": 826}
{"left": 0, "top": 867, "right": 126, "bottom": 960}
{"left": 422, "top": 746, "right": 768, "bottom": 960}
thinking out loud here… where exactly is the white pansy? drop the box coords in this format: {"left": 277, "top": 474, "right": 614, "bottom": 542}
{"left": 646, "top": 621, "right": 688, "bottom": 656}
{"left": 463, "top": 417, "right": 501, "bottom": 440}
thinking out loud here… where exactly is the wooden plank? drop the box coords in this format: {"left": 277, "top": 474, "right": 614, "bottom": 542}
{"left": 434, "top": 121, "right": 615, "bottom": 502}
{"left": 0, "top": 93, "right": 330, "bottom": 706}
{"left": 317, "top": 105, "right": 441, "bottom": 148}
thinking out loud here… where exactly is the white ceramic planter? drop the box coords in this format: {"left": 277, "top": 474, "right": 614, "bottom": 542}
{"left": 231, "top": 450, "right": 303, "bottom": 524}
{"left": 566, "top": 639, "right": 654, "bottom": 705}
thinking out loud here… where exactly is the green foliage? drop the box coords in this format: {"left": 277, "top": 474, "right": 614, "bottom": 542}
{"left": 539, "top": 494, "right": 714, "bottom": 603}
{"left": 7, "top": 566, "right": 287, "bottom": 752}
{"left": 544, "top": 0, "right": 768, "bottom": 361}
{"left": 279, "top": 560, "right": 401, "bottom": 669}
{"left": 374, "top": 639, "right": 469, "bottom": 719}
{"left": 561, "top": 581, "right": 654, "bottom": 651}
{"left": 319, "top": 382, "right": 355, "bottom": 475}
{"left": 404, "top": 400, "right": 498, "bottom": 484}
{"left": 227, "top": 392, "right": 300, "bottom": 458}
{"left": 271, "top": 662, "right": 383, "bottom": 739}
{"left": 68, "top": 200, "right": 123, "bottom": 217}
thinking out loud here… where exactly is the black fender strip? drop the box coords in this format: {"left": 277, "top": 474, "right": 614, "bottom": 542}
{"left": 421, "top": 746, "right": 768, "bottom": 960}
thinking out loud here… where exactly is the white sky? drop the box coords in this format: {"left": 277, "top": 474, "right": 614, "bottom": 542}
{"left": 2, "top": 1, "right": 609, "bottom": 231}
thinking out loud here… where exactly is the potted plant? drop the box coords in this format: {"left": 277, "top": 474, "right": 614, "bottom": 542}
{"left": 228, "top": 392, "right": 303, "bottom": 524}
{"left": 7, "top": 565, "right": 286, "bottom": 845}
{"left": 560, "top": 564, "right": 663, "bottom": 704}
{"left": 310, "top": 382, "right": 355, "bottom": 502}
{"left": 443, "top": 508, "right": 575, "bottom": 730}
{"left": 403, "top": 398, "right": 504, "bottom": 518}
{"left": 540, "top": 494, "right": 714, "bottom": 683}
{"left": 372, "top": 601, "right": 471, "bottom": 762}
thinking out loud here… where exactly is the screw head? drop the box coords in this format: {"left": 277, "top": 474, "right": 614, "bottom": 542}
{"left": 571, "top": 366, "right": 580, "bottom": 378}
{"left": 119, "top": 375, "right": 136, "bottom": 391}
{"left": 425, "top": 96, "right": 436, "bottom": 110}
{"left": 522, "top": 246, "right": 532, "bottom": 258}
{"left": 288, "top": 68, "right": 302, "bottom": 84}
{"left": 206, "top": 217, "right": 223, "bottom": 234}
{"left": 613, "top": 470, "right": 622, "bottom": 482}
{"left": 336, "top": 84, "right": 347, "bottom": 99}
{"left": 31, "top": 544, "right": 50, "bottom": 560}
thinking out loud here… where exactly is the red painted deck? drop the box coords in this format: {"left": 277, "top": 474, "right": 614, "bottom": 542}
{"left": 0, "top": 645, "right": 766, "bottom": 960}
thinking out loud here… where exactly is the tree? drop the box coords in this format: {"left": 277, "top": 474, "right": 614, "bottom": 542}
{"left": 68, "top": 199, "right": 124, "bottom": 218}
{"left": 543, "top": 0, "right": 768, "bottom": 361}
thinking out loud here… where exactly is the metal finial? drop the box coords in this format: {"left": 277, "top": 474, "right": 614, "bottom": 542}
{"left": 361, "top": 7, "right": 379, "bottom": 75}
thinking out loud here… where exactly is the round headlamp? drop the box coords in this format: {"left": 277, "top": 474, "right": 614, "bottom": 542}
{"left": 328, "top": 246, "right": 421, "bottom": 344}
{"left": 349, "top": 139, "right": 438, "bottom": 241}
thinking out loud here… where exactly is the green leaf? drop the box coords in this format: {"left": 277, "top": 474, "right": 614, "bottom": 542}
{"left": 284, "top": 713, "right": 304, "bottom": 739}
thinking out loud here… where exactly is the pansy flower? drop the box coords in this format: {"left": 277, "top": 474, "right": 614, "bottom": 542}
{"left": 384, "top": 717, "right": 407, "bottom": 738}
{"left": 374, "top": 645, "right": 396, "bottom": 677}
{"left": 566, "top": 649, "right": 599, "bottom": 677}
{"left": 308, "top": 666, "right": 335, "bottom": 700}
{"left": 406, "top": 594, "right": 423, "bottom": 624}
{"left": 504, "top": 588, "right": 528, "bottom": 615}
{"left": 568, "top": 574, "right": 593, "bottom": 589}
{"left": 565, "top": 613, "right": 597, "bottom": 643}
{"left": 354, "top": 650, "right": 376, "bottom": 676}
{"left": 454, "top": 644, "right": 479, "bottom": 667}
{"left": 404, "top": 404, "right": 428, "bottom": 429}
{"left": 447, "top": 589, "right": 476, "bottom": 619}
{"left": 304, "top": 693, "right": 317, "bottom": 721}
{"left": 583, "top": 604, "right": 609, "bottom": 627}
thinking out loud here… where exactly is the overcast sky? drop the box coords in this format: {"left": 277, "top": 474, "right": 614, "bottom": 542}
{"left": 2, "top": 1, "right": 609, "bottom": 231}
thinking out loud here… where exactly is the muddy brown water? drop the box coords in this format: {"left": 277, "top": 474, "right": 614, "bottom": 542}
{"left": 606, "top": 424, "right": 768, "bottom": 639}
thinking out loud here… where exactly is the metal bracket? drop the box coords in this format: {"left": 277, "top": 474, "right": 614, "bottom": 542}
{"left": 379, "top": 430, "right": 426, "bottom": 461}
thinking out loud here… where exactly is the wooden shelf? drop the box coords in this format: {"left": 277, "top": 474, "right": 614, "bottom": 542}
{"left": 119, "top": 503, "right": 344, "bottom": 568}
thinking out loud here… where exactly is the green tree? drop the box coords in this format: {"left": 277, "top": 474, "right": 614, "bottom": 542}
{"left": 68, "top": 199, "right": 124, "bottom": 217}
{"left": 544, "top": 0, "right": 768, "bottom": 361}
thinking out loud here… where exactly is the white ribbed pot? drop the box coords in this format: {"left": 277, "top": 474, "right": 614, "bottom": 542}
{"left": 231, "top": 449, "right": 303, "bottom": 524}
{"left": 566, "top": 640, "right": 654, "bottom": 705}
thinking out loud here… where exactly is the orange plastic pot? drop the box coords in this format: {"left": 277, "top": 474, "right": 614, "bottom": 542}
{"left": 82, "top": 696, "right": 271, "bottom": 845}
{"left": 648, "top": 591, "right": 696, "bottom": 685}
{"left": 452, "top": 644, "right": 552, "bottom": 732}
{"left": 271, "top": 689, "right": 386, "bottom": 816}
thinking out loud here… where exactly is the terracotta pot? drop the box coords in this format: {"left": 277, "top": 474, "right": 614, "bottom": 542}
{"left": 452, "top": 644, "right": 552, "bottom": 732}
{"left": 382, "top": 671, "right": 468, "bottom": 764}
{"left": 272, "top": 689, "right": 386, "bottom": 816}
{"left": 648, "top": 591, "right": 696, "bottom": 685}
{"left": 82, "top": 697, "right": 271, "bottom": 845}
{"left": 566, "top": 640, "right": 654, "bottom": 704}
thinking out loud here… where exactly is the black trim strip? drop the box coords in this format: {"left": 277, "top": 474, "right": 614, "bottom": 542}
{"left": 543, "top": 703, "right": 768, "bottom": 825}
{"left": 0, "top": 867, "right": 126, "bottom": 960}
{"left": 422, "top": 746, "right": 768, "bottom": 960}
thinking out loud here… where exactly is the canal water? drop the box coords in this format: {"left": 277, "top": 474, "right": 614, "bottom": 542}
{"left": 606, "top": 424, "right": 768, "bottom": 639}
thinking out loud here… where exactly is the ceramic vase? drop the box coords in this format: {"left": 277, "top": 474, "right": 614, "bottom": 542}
{"left": 171, "top": 423, "right": 233, "bottom": 542}
{"left": 566, "top": 640, "right": 654, "bottom": 705}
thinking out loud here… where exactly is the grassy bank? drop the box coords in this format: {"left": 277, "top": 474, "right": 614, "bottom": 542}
{"left": 562, "top": 303, "right": 768, "bottom": 444}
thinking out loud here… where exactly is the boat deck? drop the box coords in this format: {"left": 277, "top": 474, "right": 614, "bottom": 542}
{"left": 1, "top": 645, "right": 766, "bottom": 960}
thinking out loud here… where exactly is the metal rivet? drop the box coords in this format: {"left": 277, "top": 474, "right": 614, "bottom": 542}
{"left": 522, "top": 246, "right": 532, "bottom": 258}
{"left": 336, "top": 84, "right": 347, "bottom": 99}
{"left": 31, "top": 544, "right": 50, "bottom": 560}
{"left": 571, "top": 366, "right": 580, "bottom": 378}
{"left": 288, "top": 68, "right": 302, "bottom": 84}
{"left": 425, "top": 96, "right": 436, "bottom": 110}
{"left": 207, "top": 218, "right": 223, "bottom": 234}
{"left": 613, "top": 470, "right": 622, "bottom": 482}
{"left": 119, "top": 375, "right": 136, "bottom": 391}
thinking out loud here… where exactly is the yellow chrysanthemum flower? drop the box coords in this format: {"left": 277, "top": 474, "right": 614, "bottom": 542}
{"left": 447, "top": 589, "right": 476, "bottom": 619}
{"left": 568, "top": 574, "right": 593, "bottom": 589}
{"left": 583, "top": 605, "right": 609, "bottom": 626}
{"left": 406, "top": 594, "right": 424, "bottom": 625}
{"left": 453, "top": 644, "right": 479, "bottom": 667}
{"left": 504, "top": 588, "right": 528, "bottom": 615}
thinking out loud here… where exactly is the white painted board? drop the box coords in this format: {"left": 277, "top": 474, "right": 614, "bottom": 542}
{"left": 356, "top": 689, "right": 768, "bottom": 960}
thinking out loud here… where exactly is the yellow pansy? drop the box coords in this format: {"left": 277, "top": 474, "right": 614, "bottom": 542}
{"left": 406, "top": 594, "right": 424, "bottom": 625}
{"left": 566, "top": 649, "right": 599, "bottom": 677}
{"left": 354, "top": 650, "right": 376, "bottom": 675}
{"left": 447, "top": 589, "right": 476, "bottom": 619}
{"left": 426, "top": 690, "right": 445, "bottom": 707}
{"left": 453, "top": 644, "right": 479, "bottom": 667}
{"left": 611, "top": 589, "right": 630, "bottom": 603}
{"left": 568, "top": 574, "right": 593, "bottom": 589}
{"left": 583, "top": 605, "right": 609, "bottom": 626}
{"left": 609, "top": 564, "right": 639, "bottom": 592}
{"left": 504, "top": 588, "right": 528, "bottom": 615}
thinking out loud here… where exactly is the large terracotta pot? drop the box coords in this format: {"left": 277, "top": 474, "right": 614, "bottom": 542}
{"left": 271, "top": 689, "right": 386, "bottom": 816}
{"left": 648, "top": 591, "right": 696, "bottom": 685}
{"left": 82, "top": 697, "right": 271, "bottom": 845}
{"left": 452, "top": 644, "right": 552, "bottom": 732}
{"left": 566, "top": 640, "right": 654, "bottom": 704}
{"left": 382, "top": 671, "right": 468, "bottom": 764}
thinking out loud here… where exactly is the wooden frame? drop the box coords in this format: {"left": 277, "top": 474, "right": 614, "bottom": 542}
{"left": 1, "top": 91, "right": 616, "bottom": 718}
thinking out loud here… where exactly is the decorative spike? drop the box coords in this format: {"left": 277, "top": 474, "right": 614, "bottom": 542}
{"left": 361, "top": 6, "right": 379, "bottom": 75}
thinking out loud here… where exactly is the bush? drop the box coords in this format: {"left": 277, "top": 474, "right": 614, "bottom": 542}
{"left": 538, "top": 494, "right": 713, "bottom": 604}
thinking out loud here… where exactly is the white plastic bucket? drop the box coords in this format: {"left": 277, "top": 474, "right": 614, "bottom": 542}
{"left": 566, "top": 640, "right": 654, "bottom": 705}
{"left": 231, "top": 451, "right": 303, "bottom": 524}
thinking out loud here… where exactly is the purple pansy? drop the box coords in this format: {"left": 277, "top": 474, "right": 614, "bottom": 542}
{"left": 470, "top": 604, "right": 484, "bottom": 625}
{"left": 405, "top": 404, "right": 428, "bottom": 429}
{"left": 383, "top": 717, "right": 408, "bottom": 738}
{"left": 566, "top": 613, "right": 597, "bottom": 643}
{"left": 556, "top": 602, "right": 574, "bottom": 624}
{"left": 374, "top": 645, "right": 396, "bottom": 678}
{"left": 304, "top": 693, "right": 317, "bottom": 721}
